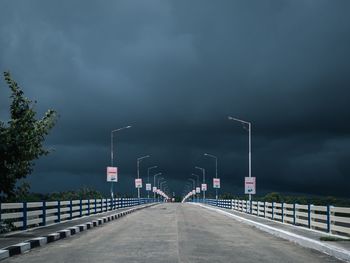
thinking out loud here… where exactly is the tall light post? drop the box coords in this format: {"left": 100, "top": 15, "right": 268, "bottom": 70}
{"left": 137, "top": 155, "right": 150, "bottom": 199}
{"left": 195, "top": 166, "right": 205, "bottom": 200}
{"left": 160, "top": 181, "right": 166, "bottom": 201}
{"left": 204, "top": 153, "right": 218, "bottom": 200}
{"left": 157, "top": 177, "right": 164, "bottom": 202}
{"left": 192, "top": 173, "right": 200, "bottom": 202}
{"left": 188, "top": 178, "right": 195, "bottom": 202}
{"left": 147, "top": 166, "right": 158, "bottom": 198}
{"left": 110, "top": 125, "right": 131, "bottom": 199}
{"left": 228, "top": 116, "right": 252, "bottom": 201}
{"left": 153, "top": 172, "right": 162, "bottom": 199}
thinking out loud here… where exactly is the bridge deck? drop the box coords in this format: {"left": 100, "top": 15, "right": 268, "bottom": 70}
{"left": 2, "top": 203, "right": 344, "bottom": 262}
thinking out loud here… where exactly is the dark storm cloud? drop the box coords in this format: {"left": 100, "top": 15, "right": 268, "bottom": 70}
{"left": 1, "top": 1, "right": 350, "bottom": 197}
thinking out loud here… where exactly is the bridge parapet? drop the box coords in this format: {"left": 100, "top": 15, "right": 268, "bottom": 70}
{"left": 0, "top": 198, "right": 157, "bottom": 231}
{"left": 190, "top": 198, "right": 350, "bottom": 238}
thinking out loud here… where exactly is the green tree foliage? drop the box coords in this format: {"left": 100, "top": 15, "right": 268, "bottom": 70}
{"left": 0, "top": 72, "right": 57, "bottom": 200}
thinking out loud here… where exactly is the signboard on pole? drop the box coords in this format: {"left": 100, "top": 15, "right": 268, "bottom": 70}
{"left": 213, "top": 178, "right": 220, "bottom": 189}
{"left": 107, "top": 167, "right": 118, "bottom": 182}
{"left": 196, "top": 187, "right": 201, "bottom": 193}
{"left": 146, "top": 183, "right": 151, "bottom": 191}
{"left": 192, "top": 190, "right": 196, "bottom": 195}
{"left": 201, "top": 183, "right": 207, "bottom": 191}
{"left": 152, "top": 186, "right": 157, "bottom": 192}
{"left": 135, "top": 178, "right": 142, "bottom": 188}
{"left": 245, "top": 177, "right": 256, "bottom": 194}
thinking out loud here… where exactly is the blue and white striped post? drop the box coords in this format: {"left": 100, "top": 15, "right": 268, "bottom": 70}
{"left": 42, "top": 201, "right": 46, "bottom": 226}
{"left": 79, "top": 199, "right": 83, "bottom": 217}
{"left": 69, "top": 200, "right": 73, "bottom": 220}
{"left": 57, "top": 201, "right": 61, "bottom": 223}
{"left": 271, "top": 202, "right": 274, "bottom": 220}
{"left": 327, "top": 205, "right": 331, "bottom": 233}
{"left": 308, "top": 204, "right": 311, "bottom": 229}
{"left": 23, "top": 202, "right": 27, "bottom": 230}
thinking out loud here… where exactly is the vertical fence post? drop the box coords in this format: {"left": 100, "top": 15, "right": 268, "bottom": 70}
{"left": 271, "top": 202, "right": 274, "bottom": 220}
{"left": 326, "top": 205, "right": 331, "bottom": 233}
{"left": 57, "top": 200, "right": 61, "bottom": 223}
{"left": 264, "top": 201, "right": 266, "bottom": 218}
{"left": 23, "top": 202, "right": 27, "bottom": 230}
{"left": 80, "top": 199, "right": 83, "bottom": 217}
{"left": 281, "top": 202, "right": 284, "bottom": 223}
{"left": 250, "top": 200, "right": 253, "bottom": 214}
{"left": 308, "top": 203, "right": 311, "bottom": 229}
{"left": 42, "top": 201, "right": 46, "bottom": 226}
{"left": 87, "top": 199, "right": 90, "bottom": 216}
{"left": 293, "top": 203, "right": 296, "bottom": 225}
{"left": 94, "top": 199, "right": 97, "bottom": 214}
{"left": 121, "top": 197, "right": 124, "bottom": 208}
{"left": 70, "top": 200, "right": 73, "bottom": 220}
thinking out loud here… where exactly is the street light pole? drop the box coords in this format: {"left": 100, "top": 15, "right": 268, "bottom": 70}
{"left": 204, "top": 153, "right": 218, "bottom": 200}
{"left": 147, "top": 166, "right": 157, "bottom": 198}
{"left": 153, "top": 172, "right": 162, "bottom": 199}
{"left": 110, "top": 125, "right": 131, "bottom": 199}
{"left": 195, "top": 166, "right": 205, "bottom": 201}
{"left": 192, "top": 173, "right": 200, "bottom": 202}
{"left": 188, "top": 178, "right": 195, "bottom": 201}
{"left": 228, "top": 116, "right": 252, "bottom": 201}
{"left": 137, "top": 155, "right": 150, "bottom": 199}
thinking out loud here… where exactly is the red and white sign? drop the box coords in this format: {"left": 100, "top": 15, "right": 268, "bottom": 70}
{"left": 135, "top": 178, "right": 142, "bottom": 188}
{"left": 146, "top": 183, "right": 152, "bottom": 191}
{"left": 245, "top": 177, "right": 256, "bottom": 194}
{"left": 152, "top": 187, "right": 157, "bottom": 192}
{"left": 213, "top": 178, "right": 220, "bottom": 189}
{"left": 106, "top": 167, "right": 118, "bottom": 182}
{"left": 196, "top": 187, "right": 201, "bottom": 193}
{"left": 201, "top": 183, "right": 207, "bottom": 191}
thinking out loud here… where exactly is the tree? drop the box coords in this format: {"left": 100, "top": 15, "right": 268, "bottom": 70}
{"left": 0, "top": 72, "right": 58, "bottom": 200}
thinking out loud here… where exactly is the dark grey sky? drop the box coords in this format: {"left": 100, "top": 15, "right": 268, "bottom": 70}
{"left": 1, "top": 1, "right": 350, "bottom": 198}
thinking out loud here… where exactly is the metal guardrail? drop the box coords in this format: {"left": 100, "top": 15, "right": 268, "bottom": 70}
{"left": 195, "top": 199, "right": 350, "bottom": 238}
{"left": 0, "top": 198, "right": 157, "bottom": 230}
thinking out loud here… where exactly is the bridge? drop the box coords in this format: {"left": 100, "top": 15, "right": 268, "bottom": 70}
{"left": 1, "top": 199, "right": 350, "bottom": 262}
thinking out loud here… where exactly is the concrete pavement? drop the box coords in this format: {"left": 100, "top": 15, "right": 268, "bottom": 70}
{"left": 3, "top": 203, "right": 344, "bottom": 262}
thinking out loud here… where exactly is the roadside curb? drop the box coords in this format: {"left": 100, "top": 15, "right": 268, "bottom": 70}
{"left": 195, "top": 203, "right": 350, "bottom": 263}
{"left": 0, "top": 203, "right": 157, "bottom": 261}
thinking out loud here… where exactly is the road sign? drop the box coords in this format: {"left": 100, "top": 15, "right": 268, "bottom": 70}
{"left": 152, "top": 186, "right": 157, "bottom": 192}
{"left": 107, "top": 167, "right": 118, "bottom": 182}
{"left": 196, "top": 187, "right": 200, "bottom": 193}
{"left": 135, "top": 178, "right": 142, "bottom": 188}
{"left": 192, "top": 190, "right": 196, "bottom": 194}
{"left": 201, "top": 183, "right": 207, "bottom": 191}
{"left": 245, "top": 177, "right": 256, "bottom": 194}
{"left": 213, "top": 178, "right": 220, "bottom": 189}
{"left": 146, "top": 183, "right": 151, "bottom": 191}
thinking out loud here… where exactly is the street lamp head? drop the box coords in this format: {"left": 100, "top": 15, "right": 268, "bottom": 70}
{"left": 138, "top": 155, "right": 150, "bottom": 161}
{"left": 126, "top": 125, "right": 132, "bottom": 129}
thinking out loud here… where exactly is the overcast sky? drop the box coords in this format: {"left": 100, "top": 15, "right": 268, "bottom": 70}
{"left": 1, "top": 1, "right": 350, "bottom": 198}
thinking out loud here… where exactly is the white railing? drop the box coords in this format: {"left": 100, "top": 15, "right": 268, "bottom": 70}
{"left": 0, "top": 198, "right": 156, "bottom": 230}
{"left": 198, "top": 199, "right": 350, "bottom": 238}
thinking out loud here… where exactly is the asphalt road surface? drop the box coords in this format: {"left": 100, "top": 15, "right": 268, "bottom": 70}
{"left": 4, "top": 203, "right": 342, "bottom": 263}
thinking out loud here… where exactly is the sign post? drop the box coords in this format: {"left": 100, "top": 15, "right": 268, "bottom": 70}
{"left": 135, "top": 178, "right": 142, "bottom": 189}
{"left": 107, "top": 167, "right": 118, "bottom": 199}
{"left": 213, "top": 178, "right": 220, "bottom": 189}
{"left": 146, "top": 183, "right": 152, "bottom": 191}
{"left": 244, "top": 177, "right": 256, "bottom": 195}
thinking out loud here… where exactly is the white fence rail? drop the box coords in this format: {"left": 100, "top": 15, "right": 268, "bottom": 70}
{"left": 201, "top": 199, "right": 350, "bottom": 238}
{"left": 0, "top": 198, "right": 156, "bottom": 230}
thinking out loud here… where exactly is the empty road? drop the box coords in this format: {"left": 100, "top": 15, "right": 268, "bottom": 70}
{"left": 5, "top": 203, "right": 342, "bottom": 263}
